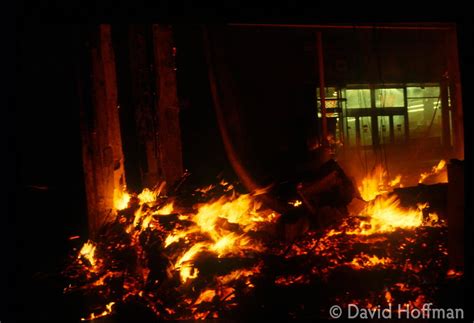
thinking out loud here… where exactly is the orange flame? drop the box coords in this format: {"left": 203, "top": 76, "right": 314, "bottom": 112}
{"left": 79, "top": 241, "right": 97, "bottom": 268}
{"left": 359, "top": 165, "right": 402, "bottom": 201}
{"left": 114, "top": 189, "right": 131, "bottom": 210}
{"left": 419, "top": 159, "right": 447, "bottom": 184}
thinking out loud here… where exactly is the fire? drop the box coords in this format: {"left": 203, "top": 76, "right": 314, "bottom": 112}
{"left": 170, "top": 193, "right": 276, "bottom": 283}
{"left": 78, "top": 241, "right": 97, "bottom": 267}
{"left": 359, "top": 165, "right": 401, "bottom": 201}
{"left": 66, "top": 168, "right": 451, "bottom": 320}
{"left": 349, "top": 195, "right": 425, "bottom": 235}
{"left": 114, "top": 188, "right": 131, "bottom": 210}
{"left": 419, "top": 159, "right": 447, "bottom": 184}
{"left": 137, "top": 188, "right": 157, "bottom": 204}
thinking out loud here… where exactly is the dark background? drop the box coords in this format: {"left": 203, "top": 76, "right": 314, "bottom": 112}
{"left": 9, "top": 4, "right": 474, "bottom": 322}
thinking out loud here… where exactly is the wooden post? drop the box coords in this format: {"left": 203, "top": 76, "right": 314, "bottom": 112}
{"left": 152, "top": 25, "right": 183, "bottom": 189}
{"left": 79, "top": 25, "right": 126, "bottom": 236}
{"left": 128, "top": 25, "right": 161, "bottom": 189}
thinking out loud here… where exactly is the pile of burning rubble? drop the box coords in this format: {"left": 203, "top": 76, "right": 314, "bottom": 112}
{"left": 64, "top": 160, "right": 460, "bottom": 320}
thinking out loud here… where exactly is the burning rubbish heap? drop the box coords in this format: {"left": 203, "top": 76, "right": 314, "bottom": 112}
{"left": 64, "top": 160, "right": 459, "bottom": 320}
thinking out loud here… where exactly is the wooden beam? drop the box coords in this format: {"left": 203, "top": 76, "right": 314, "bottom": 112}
{"left": 152, "top": 25, "right": 183, "bottom": 190}
{"left": 128, "top": 24, "right": 161, "bottom": 189}
{"left": 79, "top": 25, "right": 126, "bottom": 236}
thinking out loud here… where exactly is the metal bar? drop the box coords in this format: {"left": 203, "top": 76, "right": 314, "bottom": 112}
{"left": 403, "top": 87, "right": 410, "bottom": 143}
{"left": 389, "top": 115, "right": 395, "bottom": 144}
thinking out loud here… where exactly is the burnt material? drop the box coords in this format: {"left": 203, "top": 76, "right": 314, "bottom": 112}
{"left": 297, "top": 159, "right": 356, "bottom": 219}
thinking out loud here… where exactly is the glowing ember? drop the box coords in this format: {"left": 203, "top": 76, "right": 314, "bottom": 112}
{"left": 66, "top": 170, "right": 453, "bottom": 320}
{"left": 81, "top": 302, "right": 115, "bottom": 321}
{"left": 350, "top": 253, "right": 393, "bottom": 269}
{"left": 289, "top": 199, "right": 302, "bottom": 207}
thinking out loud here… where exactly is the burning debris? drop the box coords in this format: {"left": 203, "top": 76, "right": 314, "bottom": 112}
{"left": 418, "top": 160, "right": 447, "bottom": 184}
{"left": 64, "top": 161, "right": 459, "bottom": 320}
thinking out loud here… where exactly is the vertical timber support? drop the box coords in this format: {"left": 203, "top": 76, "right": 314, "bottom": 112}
{"left": 79, "top": 25, "right": 126, "bottom": 237}
{"left": 152, "top": 24, "right": 184, "bottom": 190}
{"left": 128, "top": 25, "right": 161, "bottom": 189}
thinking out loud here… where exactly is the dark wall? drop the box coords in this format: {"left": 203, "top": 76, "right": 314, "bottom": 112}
{"left": 14, "top": 24, "right": 87, "bottom": 319}
{"left": 322, "top": 28, "right": 447, "bottom": 85}
{"left": 173, "top": 25, "right": 235, "bottom": 184}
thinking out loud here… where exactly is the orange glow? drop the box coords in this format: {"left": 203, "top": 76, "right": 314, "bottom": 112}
{"left": 419, "top": 159, "right": 447, "bottom": 184}
{"left": 81, "top": 302, "right": 115, "bottom": 321}
{"left": 350, "top": 253, "right": 393, "bottom": 269}
{"left": 67, "top": 169, "right": 448, "bottom": 320}
{"left": 348, "top": 195, "right": 425, "bottom": 235}
{"left": 359, "top": 165, "right": 402, "bottom": 201}
{"left": 194, "top": 289, "right": 216, "bottom": 305}
{"left": 78, "top": 241, "right": 97, "bottom": 267}
{"left": 114, "top": 188, "right": 131, "bottom": 210}
{"left": 137, "top": 188, "right": 157, "bottom": 204}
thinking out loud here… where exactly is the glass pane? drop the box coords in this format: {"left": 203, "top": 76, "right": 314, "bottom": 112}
{"left": 345, "top": 89, "right": 371, "bottom": 109}
{"left": 317, "top": 87, "right": 338, "bottom": 99}
{"left": 360, "top": 116, "right": 372, "bottom": 146}
{"left": 378, "top": 116, "right": 390, "bottom": 144}
{"left": 406, "top": 86, "right": 440, "bottom": 98}
{"left": 345, "top": 117, "right": 356, "bottom": 146}
{"left": 375, "top": 88, "right": 404, "bottom": 107}
{"left": 317, "top": 99, "right": 339, "bottom": 109}
{"left": 393, "top": 115, "right": 405, "bottom": 143}
{"left": 407, "top": 98, "right": 442, "bottom": 139}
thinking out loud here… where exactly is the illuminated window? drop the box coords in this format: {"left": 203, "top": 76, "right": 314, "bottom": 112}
{"left": 345, "top": 89, "right": 370, "bottom": 108}
{"left": 406, "top": 85, "right": 441, "bottom": 140}
{"left": 375, "top": 88, "right": 404, "bottom": 107}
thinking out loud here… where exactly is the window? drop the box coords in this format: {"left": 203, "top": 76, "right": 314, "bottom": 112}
{"left": 375, "top": 88, "right": 404, "bottom": 107}
{"left": 406, "top": 85, "right": 441, "bottom": 139}
{"left": 345, "top": 89, "right": 371, "bottom": 109}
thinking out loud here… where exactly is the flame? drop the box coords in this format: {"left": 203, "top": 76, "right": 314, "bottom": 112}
{"left": 67, "top": 172, "right": 447, "bottom": 320}
{"left": 348, "top": 195, "right": 427, "bottom": 235}
{"left": 171, "top": 193, "right": 276, "bottom": 283}
{"left": 359, "top": 165, "right": 401, "bottom": 201}
{"left": 419, "top": 159, "right": 447, "bottom": 184}
{"left": 114, "top": 189, "right": 131, "bottom": 210}
{"left": 79, "top": 241, "right": 97, "bottom": 267}
{"left": 155, "top": 202, "right": 174, "bottom": 215}
{"left": 137, "top": 188, "right": 157, "bottom": 204}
